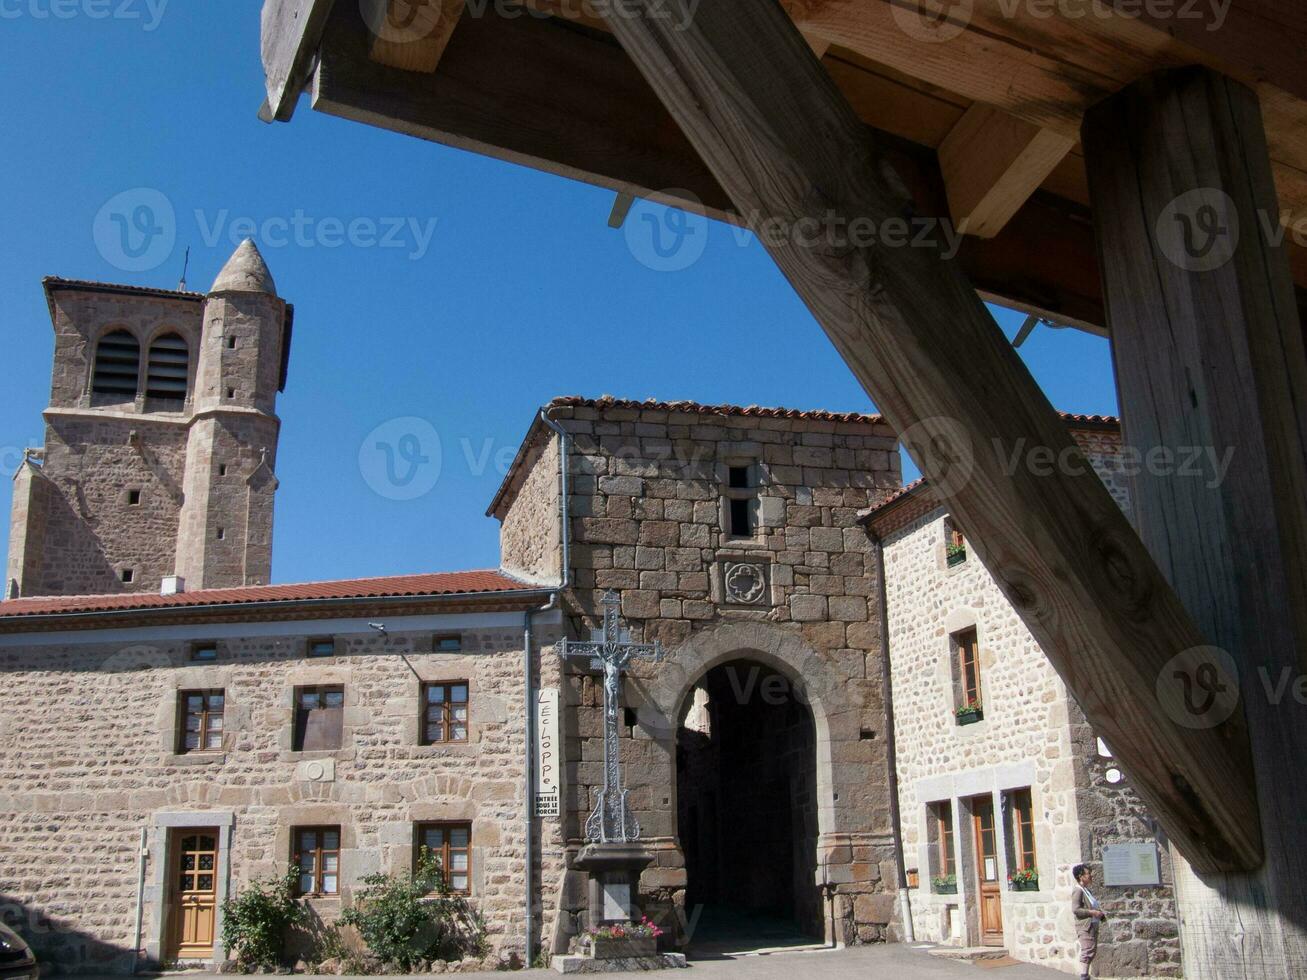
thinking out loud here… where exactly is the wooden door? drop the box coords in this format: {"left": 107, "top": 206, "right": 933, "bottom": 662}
{"left": 169, "top": 830, "right": 219, "bottom": 960}
{"left": 971, "top": 798, "right": 1004, "bottom": 946}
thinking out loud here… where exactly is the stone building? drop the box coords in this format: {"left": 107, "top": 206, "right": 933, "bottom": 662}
{"left": 490, "top": 396, "right": 906, "bottom": 950}
{"left": 862, "top": 419, "right": 1182, "bottom": 976}
{"left": 2, "top": 261, "right": 1182, "bottom": 975}
{"left": 6, "top": 239, "right": 290, "bottom": 600}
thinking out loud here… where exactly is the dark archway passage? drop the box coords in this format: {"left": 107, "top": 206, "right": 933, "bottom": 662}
{"left": 676, "top": 659, "right": 821, "bottom": 953}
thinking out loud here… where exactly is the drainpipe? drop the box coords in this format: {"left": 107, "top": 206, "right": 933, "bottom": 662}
{"left": 131, "top": 826, "right": 148, "bottom": 974}
{"left": 522, "top": 410, "right": 572, "bottom": 965}
{"left": 873, "top": 534, "right": 914, "bottom": 942}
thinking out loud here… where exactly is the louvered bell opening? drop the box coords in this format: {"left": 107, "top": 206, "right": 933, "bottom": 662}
{"left": 91, "top": 331, "right": 140, "bottom": 397}
{"left": 145, "top": 333, "right": 190, "bottom": 405}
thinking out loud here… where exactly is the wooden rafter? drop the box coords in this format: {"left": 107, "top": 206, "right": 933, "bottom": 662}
{"left": 598, "top": 0, "right": 1260, "bottom": 873}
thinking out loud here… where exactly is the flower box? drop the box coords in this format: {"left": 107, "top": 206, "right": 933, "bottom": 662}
{"left": 956, "top": 708, "right": 983, "bottom": 726}
{"left": 591, "top": 936, "right": 657, "bottom": 959}
{"left": 1011, "top": 878, "right": 1039, "bottom": 892}
{"left": 946, "top": 547, "right": 967, "bottom": 567}
{"left": 933, "top": 883, "right": 958, "bottom": 895}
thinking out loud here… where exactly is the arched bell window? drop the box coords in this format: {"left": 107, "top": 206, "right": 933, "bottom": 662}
{"left": 91, "top": 330, "right": 140, "bottom": 399}
{"left": 145, "top": 332, "right": 190, "bottom": 406}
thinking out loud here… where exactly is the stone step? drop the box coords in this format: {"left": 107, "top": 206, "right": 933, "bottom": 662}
{"left": 926, "top": 945, "right": 1012, "bottom": 961}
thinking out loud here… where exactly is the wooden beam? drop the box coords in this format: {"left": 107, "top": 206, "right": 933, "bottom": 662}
{"left": 1084, "top": 67, "right": 1307, "bottom": 977}
{"left": 312, "top": 3, "right": 735, "bottom": 214}
{"left": 786, "top": 0, "right": 1307, "bottom": 242}
{"left": 259, "top": 0, "right": 336, "bottom": 122}
{"left": 600, "top": 0, "right": 1260, "bottom": 872}
{"left": 938, "top": 103, "right": 1075, "bottom": 238}
{"left": 366, "top": 0, "right": 464, "bottom": 73}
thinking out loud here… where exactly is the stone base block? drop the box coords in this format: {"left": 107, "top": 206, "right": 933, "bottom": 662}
{"left": 552, "top": 953, "right": 688, "bottom": 973}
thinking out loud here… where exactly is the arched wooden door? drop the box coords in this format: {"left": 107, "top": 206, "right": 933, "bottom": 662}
{"left": 168, "top": 830, "right": 219, "bottom": 960}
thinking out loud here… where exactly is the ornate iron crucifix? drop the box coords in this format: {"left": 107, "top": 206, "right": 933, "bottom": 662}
{"left": 558, "top": 591, "right": 663, "bottom": 844}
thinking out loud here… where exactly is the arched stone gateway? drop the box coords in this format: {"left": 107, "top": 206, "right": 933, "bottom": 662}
{"left": 626, "top": 622, "right": 898, "bottom": 951}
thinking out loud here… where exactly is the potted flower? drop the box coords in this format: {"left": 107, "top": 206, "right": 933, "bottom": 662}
{"left": 585, "top": 917, "right": 664, "bottom": 959}
{"left": 932, "top": 873, "right": 957, "bottom": 895}
{"left": 946, "top": 542, "right": 967, "bottom": 567}
{"left": 1009, "top": 867, "right": 1039, "bottom": 892}
{"left": 955, "top": 700, "right": 984, "bottom": 725}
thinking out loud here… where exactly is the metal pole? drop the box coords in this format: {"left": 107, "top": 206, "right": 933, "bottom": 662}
{"left": 131, "top": 826, "right": 147, "bottom": 974}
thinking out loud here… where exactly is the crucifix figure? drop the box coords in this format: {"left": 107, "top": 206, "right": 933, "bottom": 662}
{"left": 558, "top": 591, "right": 663, "bottom": 844}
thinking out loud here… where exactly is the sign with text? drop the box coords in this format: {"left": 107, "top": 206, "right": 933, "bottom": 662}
{"left": 535, "top": 687, "right": 560, "bottom": 818}
{"left": 1102, "top": 843, "right": 1162, "bottom": 887}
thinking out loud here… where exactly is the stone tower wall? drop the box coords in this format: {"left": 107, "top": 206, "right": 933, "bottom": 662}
{"left": 5, "top": 271, "right": 287, "bottom": 598}
{"left": 498, "top": 399, "right": 905, "bottom": 951}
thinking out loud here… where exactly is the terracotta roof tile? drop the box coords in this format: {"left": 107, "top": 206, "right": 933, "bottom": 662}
{"left": 547, "top": 395, "right": 884, "bottom": 424}
{"left": 0, "top": 570, "right": 533, "bottom": 620}
{"left": 43, "top": 276, "right": 207, "bottom": 302}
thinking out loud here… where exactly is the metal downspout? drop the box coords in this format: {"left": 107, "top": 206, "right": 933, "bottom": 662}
{"left": 523, "top": 409, "right": 572, "bottom": 964}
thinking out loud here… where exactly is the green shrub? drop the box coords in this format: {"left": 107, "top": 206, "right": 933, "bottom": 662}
{"left": 338, "top": 848, "right": 486, "bottom": 969}
{"left": 221, "top": 867, "right": 306, "bottom": 969}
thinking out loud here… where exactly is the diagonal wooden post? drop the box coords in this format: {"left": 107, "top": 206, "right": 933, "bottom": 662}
{"left": 598, "top": 0, "right": 1261, "bottom": 872}
{"left": 1083, "top": 67, "right": 1307, "bottom": 977}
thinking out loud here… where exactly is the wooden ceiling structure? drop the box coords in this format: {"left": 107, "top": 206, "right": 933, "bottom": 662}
{"left": 259, "top": 2, "right": 1307, "bottom": 974}
{"left": 262, "top": 0, "right": 1307, "bottom": 333}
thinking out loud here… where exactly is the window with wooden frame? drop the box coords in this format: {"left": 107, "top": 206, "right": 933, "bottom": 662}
{"left": 953, "top": 628, "right": 983, "bottom": 719}
{"left": 944, "top": 516, "right": 967, "bottom": 567}
{"left": 927, "top": 801, "right": 956, "bottom": 890}
{"left": 177, "top": 690, "right": 224, "bottom": 753}
{"left": 415, "top": 822, "right": 471, "bottom": 894}
{"left": 1005, "top": 788, "right": 1037, "bottom": 873}
{"left": 292, "top": 826, "right": 340, "bottom": 897}
{"left": 723, "top": 462, "right": 759, "bottom": 539}
{"left": 293, "top": 685, "right": 345, "bottom": 751}
{"left": 422, "top": 682, "right": 469, "bottom": 744}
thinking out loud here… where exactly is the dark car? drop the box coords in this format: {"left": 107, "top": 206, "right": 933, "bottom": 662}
{"left": 0, "top": 923, "right": 37, "bottom": 980}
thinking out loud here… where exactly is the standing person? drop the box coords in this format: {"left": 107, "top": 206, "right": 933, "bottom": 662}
{"left": 1071, "top": 864, "right": 1106, "bottom": 979}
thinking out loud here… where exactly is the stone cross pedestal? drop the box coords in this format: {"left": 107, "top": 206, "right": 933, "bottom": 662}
{"left": 554, "top": 593, "right": 685, "bottom": 972}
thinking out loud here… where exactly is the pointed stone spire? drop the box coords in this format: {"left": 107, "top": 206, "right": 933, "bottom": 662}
{"left": 210, "top": 239, "right": 277, "bottom": 295}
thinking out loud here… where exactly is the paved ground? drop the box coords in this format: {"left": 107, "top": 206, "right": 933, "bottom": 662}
{"left": 142, "top": 944, "right": 1069, "bottom": 980}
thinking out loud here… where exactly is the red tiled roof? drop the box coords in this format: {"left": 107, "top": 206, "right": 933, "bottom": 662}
{"left": 547, "top": 395, "right": 885, "bottom": 424}
{"left": 860, "top": 412, "right": 1122, "bottom": 529}
{"left": 0, "top": 570, "right": 536, "bottom": 620}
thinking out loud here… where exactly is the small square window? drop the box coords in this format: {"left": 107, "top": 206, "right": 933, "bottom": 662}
{"left": 308, "top": 639, "right": 335, "bottom": 659}
{"left": 218, "top": 464, "right": 228, "bottom": 477}
{"left": 216, "top": 528, "right": 225, "bottom": 541}
{"left": 728, "top": 465, "right": 751, "bottom": 489}
{"left": 723, "top": 461, "right": 760, "bottom": 539}
{"left": 120, "top": 568, "right": 135, "bottom": 583}
{"left": 945, "top": 517, "right": 967, "bottom": 567}
{"left": 435, "top": 635, "right": 462, "bottom": 652}
{"left": 227, "top": 336, "right": 237, "bottom": 350}
{"left": 127, "top": 489, "right": 142, "bottom": 506}
{"left": 191, "top": 643, "right": 218, "bottom": 663}
{"left": 226, "top": 388, "right": 235, "bottom": 399}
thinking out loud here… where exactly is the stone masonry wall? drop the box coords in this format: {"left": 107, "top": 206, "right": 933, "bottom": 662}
{"left": 498, "top": 435, "right": 561, "bottom": 585}
{"left": 498, "top": 399, "right": 905, "bottom": 952}
{"left": 882, "top": 429, "right": 1180, "bottom": 976}
{"left": 0, "top": 620, "right": 551, "bottom": 973}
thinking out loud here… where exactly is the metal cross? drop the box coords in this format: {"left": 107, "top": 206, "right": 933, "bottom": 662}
{"left": 558, "top": 590, "right": 663, "bottom": 843}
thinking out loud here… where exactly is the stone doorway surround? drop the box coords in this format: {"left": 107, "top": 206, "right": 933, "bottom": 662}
{"left": 144, "top": 810, "right": 236, "bottom": 966}
{"left": 635, "top": 622, "right": 866, "bottom": 944}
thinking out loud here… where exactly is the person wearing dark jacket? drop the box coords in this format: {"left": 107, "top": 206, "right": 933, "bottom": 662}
{"left": 1071, "top": 864, "right": 1106, "bottom": 979}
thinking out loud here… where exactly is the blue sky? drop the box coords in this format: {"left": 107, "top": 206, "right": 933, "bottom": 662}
{"left": 0, "top": 1, "right": 1118, "bottom": 585}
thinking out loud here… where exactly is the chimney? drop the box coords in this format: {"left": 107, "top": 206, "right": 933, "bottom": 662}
{"left": 161, "top": 576, "right": 186, "bottom": 596}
